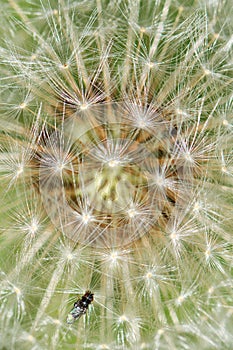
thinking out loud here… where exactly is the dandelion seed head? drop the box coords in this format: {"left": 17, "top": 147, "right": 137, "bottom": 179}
{"left": 170, "top": 231, "right": 179, "bottom": 241}
{"left": 27, "top": 217, "right": 39, "bottom": 235}
{"left": 13, "top": 286, "right": 21, "bottom": 296}
{"left": 146, "top": 61, "right": 157, "bottom": 69}
{"left": 137, "top": 119, "right": 147, "bottom": 128}
{"left": 127, "top": 208, "right": 138, "bottom": 218}
{"left": 176, "top": 294, "right": 185, "bottom": 305}
{"left": 82, "top": 212, "right": 93, "bottom": 224}
{"left": 97, "top": 345, "right": 110, "bottom": 350}
{"left": 30, "top": 54, "right": 37, "bottom": 61}
{"left": 109, "top": 251, "right": 119, "bottom": 262}
{"left": 157, "top": 328, "right": 165, "bottom": 336}
{"left": 53, "top": 319, "right": 61, "bottom": 325}
{"left": 66, "top": 253, "right": 75, "bottom": 261}
{"left": 0, "top": 0, "right": 232, "bottom": 348}
{"left": 176, "top": 108, "right": 188, "bottom": 117}
{"left": 19, "top": 102, "right": 27, "bottom": 109}
{"left": 221, "top": 166, "right": 227, "bottom": 173}
{"left": 208, "top": 286, "right": 214, "bottom": 294}
{"left": 193, "top": 201, "right": 202, "bottom": 212}
{"left": 79, "top": 102, "right": 90, "bottom": 110}
{"left": 205, "top": 249, "right": 211, "bottom": 258}
{"left": 26, "top": 335, "right": 35, "bottom": 343}
{"left": 119, "top": 314, "right": 128, "bottom": 323}
{"left": 61, "top": 63, "right": 69, "bottom": 70}
{"left": 108, "top": 159, "right": 120, "bottom": 168}
{"left": 213, "top": 32, "right": 220, "bottom": 40}
{"left": 145, "top": 271, "right": 153, "bottom": 279}
{"left": 100, "top": 249, "right": 130, "bottom": 269}
{"left": 55, "top": 160, "right": 65, "bottom": 172}
{"left": 16, "top": 164, "right": 24, "bottom": 176}
{"left": 203, "top": 68, "right": 212, "bottom": 76}
{"left": 140, "top": 26, "right": 147, "bottom": 33}
{"left": 60, "top": 245, "right": 78, "bottom": 262}
{"left": 183, "top": 151, "right": 194, "bottom": 163}
{"left": 222, "top": 119, "right": 229, "bottom": 126}
{"left": 154, "top": 174, "right": 167, "bottom": 188}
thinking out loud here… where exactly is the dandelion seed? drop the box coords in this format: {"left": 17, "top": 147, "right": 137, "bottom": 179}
{"left": 97, "top": 344, "right": 110, "bottom": 350}
{"left": 79, "top": 102, "right": 89, "bottom": 110}
{"left": 127, "top": 208, "right": 138, "bottom": 218}
{"left": 19, "top": 102, "right": 27, "bottom": 109}
{"left": 119, "top": 314, "right": 128, "bottom": 323}
{"left": 108, "top": 159, "right": 120, "bottom": 168}
{"left": 30, "top": 54, "right": 37, "bottom": 61}
{"left": 26, "top": 334, "right": 35, "bottom": 343}
{"left": 16, "top": 164, "right": 24, "bottom": 176}
{"left": 82, "top": 213, "right": 93, "bottom": 225}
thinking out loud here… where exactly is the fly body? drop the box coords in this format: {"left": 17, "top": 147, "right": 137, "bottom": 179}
{"left": 66, "top": 290, "right": 94, "bottom": 324}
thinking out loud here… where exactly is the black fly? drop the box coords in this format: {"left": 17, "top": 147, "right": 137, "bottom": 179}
{"left": 66, "top": 291, "right": 94, "bottom": 324}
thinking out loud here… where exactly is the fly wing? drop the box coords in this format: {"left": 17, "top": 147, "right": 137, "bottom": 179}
{"left": 66, "top": 305, "right": 86, "bottom": 324}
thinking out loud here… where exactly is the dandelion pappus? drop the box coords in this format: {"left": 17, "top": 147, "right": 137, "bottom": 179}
{"left": 66, "top": 290, "right": 94, "bottom": 324}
